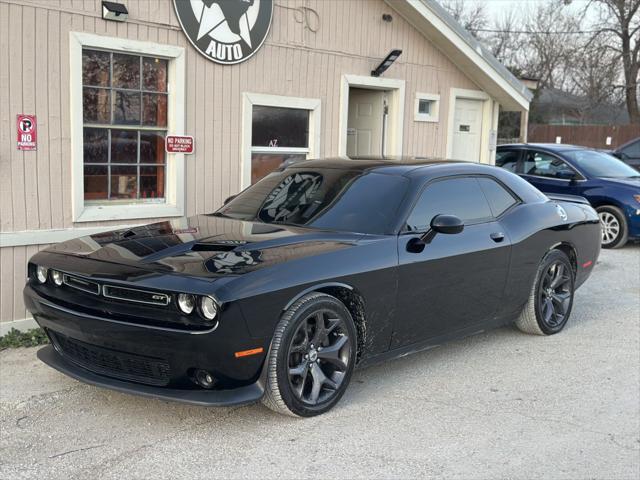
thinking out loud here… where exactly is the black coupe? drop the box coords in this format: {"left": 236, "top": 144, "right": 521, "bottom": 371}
{"left": 25, "top": 158, "right": 601, "bottom": 416}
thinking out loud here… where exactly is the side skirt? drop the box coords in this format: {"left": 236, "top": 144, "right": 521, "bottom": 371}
{"left": 356, "top": 316, "right": 514, "bottom": 369}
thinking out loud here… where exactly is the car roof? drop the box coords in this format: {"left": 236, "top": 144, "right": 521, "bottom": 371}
{"left": 287, "top": 156, "right": 499, "bottom": 178}
{"left": 498, "top": 143, "right": 584, "bottom": 152}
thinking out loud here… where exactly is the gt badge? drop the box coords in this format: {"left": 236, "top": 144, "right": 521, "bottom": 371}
{"left": 173, "top": 0, "right": 273, "bottom": 65}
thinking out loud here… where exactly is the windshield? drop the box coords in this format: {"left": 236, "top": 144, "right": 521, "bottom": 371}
{"left": 216, "top": 168, "right": 408, "bottom": 234}
{"left": 564, "top": 150, "right": 639, "bottom": 178}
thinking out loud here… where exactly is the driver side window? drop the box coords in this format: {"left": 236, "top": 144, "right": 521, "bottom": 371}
{"left": 406, "top": 177, "right": 492, "bottom": 231}
{"left": 523, "top": 151, "right": 575, "bottom": 179}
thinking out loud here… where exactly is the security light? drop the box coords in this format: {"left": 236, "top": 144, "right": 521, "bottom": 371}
{"left": 371, "top": 49, "right": 402, "bottom": 77}
{"left": 102, "top": 1, "right": 128, "bottom": 22}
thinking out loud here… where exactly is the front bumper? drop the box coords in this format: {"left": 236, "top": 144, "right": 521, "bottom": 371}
{"left": 24, "top": 284, "right": 269, "bottom": 406}
{"left": 37, "top": 345, "right": 264, "bottom": 406}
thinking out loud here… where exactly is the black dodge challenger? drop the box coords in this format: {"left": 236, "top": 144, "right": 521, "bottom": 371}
{"left": 25, "top": 158, "right": 601, "bottom": 417}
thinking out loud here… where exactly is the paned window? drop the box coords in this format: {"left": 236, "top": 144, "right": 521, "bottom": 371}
{"left": 82, "top": 49, "right": 168, "bottom": 202}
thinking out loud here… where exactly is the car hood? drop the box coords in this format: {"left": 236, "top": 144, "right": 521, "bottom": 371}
{"left": 44, "top": 215, "right": 360, "bottom": 278}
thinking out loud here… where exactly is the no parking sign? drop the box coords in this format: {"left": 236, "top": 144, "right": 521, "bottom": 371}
{"left": 17, "top": 114, "right": 37, "bottom": 151}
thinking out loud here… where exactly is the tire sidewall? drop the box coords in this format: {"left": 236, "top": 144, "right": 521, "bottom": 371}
{"left": 275, "top": 296, "right": 357, "bottom": 417}
{"left": 597, "top": 205, "right": 628, "bottom": 249}
{"left": 533, "top": 251, "right": 575, "bottom": 335}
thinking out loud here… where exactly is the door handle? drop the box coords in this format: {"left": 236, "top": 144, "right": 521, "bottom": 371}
{"left": 490, "top": 232, "right": 505, "bottom": 243}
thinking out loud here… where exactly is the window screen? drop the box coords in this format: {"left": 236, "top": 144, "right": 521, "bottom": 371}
{"left": 406, "top": 177, "right": 492, "bottom": 231}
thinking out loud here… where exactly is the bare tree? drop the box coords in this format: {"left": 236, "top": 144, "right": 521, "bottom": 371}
{"left": 584, "top": 0, "right": 640, "bottom": 123}
{"left": 571, "top": 35, "right": 624, "bottom": 120}
{"left": 440, "top": 0, "right": 488, "bottom": 38}
{"left": 519, "top": 2, "right": 583, "bottom": 92}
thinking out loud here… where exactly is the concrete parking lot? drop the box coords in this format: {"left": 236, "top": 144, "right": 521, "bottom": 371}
{"left": 1, "top": 246, "right": 638, "bottom": 479}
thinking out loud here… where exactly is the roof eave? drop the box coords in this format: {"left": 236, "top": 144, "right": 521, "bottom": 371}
{"left": 387, "top": 0, "right": 532, "bottom": 111}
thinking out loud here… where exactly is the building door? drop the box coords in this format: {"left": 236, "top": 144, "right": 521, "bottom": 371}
{"left": 451, "top": 98, "right": 483, "bottom": 161}
{"left": 347, "top": 88, "right": 386, "bottom": 157}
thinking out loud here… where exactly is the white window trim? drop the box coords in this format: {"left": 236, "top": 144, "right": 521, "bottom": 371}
{"left": 338, "top": 74, "right": 405, "bottom": 157}
{"left": 241, "top": 93, "right": 321, "bottom": 189}
{"left": 69, "top": 32, "right": 186, "bottom": 222}
{"left": 414, "top": 93, "right": 440, "bottom": 123}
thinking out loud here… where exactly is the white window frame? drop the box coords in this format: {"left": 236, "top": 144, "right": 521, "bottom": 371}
{"left": 414, "top": 93, "right": 440, "bottom": 123}
{"left": 69, "top": 32, "right": 186, "bottom": 222}
{"left": 241, "top": 93, "right": 321, "bottom": 189}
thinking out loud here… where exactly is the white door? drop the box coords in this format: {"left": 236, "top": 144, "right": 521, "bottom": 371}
{"left": 451, "top": 98, "right": 484, "bottom": 161}
{"left": 347, "top": 88, "right": 385, "bottom": 157}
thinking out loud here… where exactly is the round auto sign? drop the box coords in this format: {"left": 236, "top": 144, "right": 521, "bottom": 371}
{"left": 173, "top": 0, "right": 273, "bottom": 65}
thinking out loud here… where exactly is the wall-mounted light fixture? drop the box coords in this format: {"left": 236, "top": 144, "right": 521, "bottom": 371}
{"left": 382, "top": 14, "right": 393, "bottom": 22}
{"left": 102, "top": 1, "right": 128, "bottom": 22}
{"left": 371, "top": 49, "right": 402, "bottom": 77}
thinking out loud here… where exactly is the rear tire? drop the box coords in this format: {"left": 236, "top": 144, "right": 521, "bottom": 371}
{"left": 597, "top": 205, "right": 628, "bottom": 249}
{"left": 515, "top": 250, "right": 575, "bottom": 336}
{"left": 262, "top": 293, "right": 356, "bottom": 417}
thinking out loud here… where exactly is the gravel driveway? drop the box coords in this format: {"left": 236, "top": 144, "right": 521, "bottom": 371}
{"left": 1, "top": 246, "right": 639, "bottom": 479}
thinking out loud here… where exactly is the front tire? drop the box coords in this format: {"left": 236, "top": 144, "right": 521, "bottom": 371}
{"left": 262, "top": 292, "right": 357, "bottom": 417}
{"left": 597, "top": 205, "right": 628, "bottom": 249}
{"left": 515, "top": 250, "right": 575, "bottom": 336}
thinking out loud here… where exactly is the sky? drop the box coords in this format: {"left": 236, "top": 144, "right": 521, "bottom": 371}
{"left": 472, "top": 0, "right": 598, "bottom": 24}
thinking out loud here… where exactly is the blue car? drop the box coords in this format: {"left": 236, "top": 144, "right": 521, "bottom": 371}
{"left": 496, "top": 143, "right": 640, "bottom": 248}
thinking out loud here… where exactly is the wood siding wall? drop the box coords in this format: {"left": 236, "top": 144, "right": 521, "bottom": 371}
{"left": 0, "top": 0, "right": 482, "bottom": 325}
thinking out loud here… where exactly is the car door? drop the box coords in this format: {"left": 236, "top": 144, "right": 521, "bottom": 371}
{"left": 391, "top": 176, "right": 513, "bottom": 348}
{"left": 519, "top": 150, "right": 582, "bottom": 195}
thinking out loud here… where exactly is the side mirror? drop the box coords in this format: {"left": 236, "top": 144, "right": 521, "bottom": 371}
{"left": 407, "top": 215, "right": 464, "bottom": 253}
{"left": 223, "top": 194, "right": 237, "bottom": 205}
{"left": 430, "top": 214, "right": 464, "bottom": 235}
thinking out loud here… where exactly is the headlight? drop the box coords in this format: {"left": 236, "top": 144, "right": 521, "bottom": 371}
{"left": 51, "top": 270, "right": 63, "bottom": 286}
{"left": 200, "top": 296, "right": 218, "bottom": 320}
{"left": 634, "top": 194, "right": 640, "bottom": 204}
{"left": 36, "top": 266, "right": 48, "bottom": 284}
{"left": 177, "top": 293, "right": 196, "bottom": 314}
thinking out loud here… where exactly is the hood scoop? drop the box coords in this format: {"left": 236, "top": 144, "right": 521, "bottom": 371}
{"left": 191, "top": 242, "right": 240, "bottom": 252}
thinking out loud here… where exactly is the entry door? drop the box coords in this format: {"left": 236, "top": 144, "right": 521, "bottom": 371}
{"left": 347, "top": 88, "right": 385, "bottom": 157}
{"left": 451, "top": 98, "right": 484, "bottom": 161}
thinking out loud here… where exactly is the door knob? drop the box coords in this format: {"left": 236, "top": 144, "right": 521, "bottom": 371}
{"left": 490, "top": 232, "right": 505, "bottom": 242}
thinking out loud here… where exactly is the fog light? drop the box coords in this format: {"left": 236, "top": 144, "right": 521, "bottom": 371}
{"left": 177, "top": 293, "right": 195, "bottom": 314}
{"left": 36, "top": 266, "right": 48, "bottom": 284}
{"left": 194, "top": 369, "right": 215, "bottom": 389}
{"left": 51, "top": 270, "right": 63, "bottom": 286}
{"left": 200, "top": 296, "right": 218, "bottom": 320}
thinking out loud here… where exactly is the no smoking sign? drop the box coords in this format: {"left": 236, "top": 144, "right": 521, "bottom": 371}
{"left": 17, "top": 114, "right": 37, "bottom": 151}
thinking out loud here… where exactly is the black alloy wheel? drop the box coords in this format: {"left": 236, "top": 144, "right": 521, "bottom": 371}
{"left": 287, "top": 309, "right": 351, "bottom": 405}
{"left": 516, "top": 249, "right": 575, "bottom": 336}
{"left": 536, "top": 261, "right": 572, "bottom": 331}
{"left": 262, "top": 292, "right": 357, "bottom": 417}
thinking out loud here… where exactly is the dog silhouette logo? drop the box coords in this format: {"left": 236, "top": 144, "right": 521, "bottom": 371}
{"left": 174, "top": 0, "right": 273, "bottom": 65}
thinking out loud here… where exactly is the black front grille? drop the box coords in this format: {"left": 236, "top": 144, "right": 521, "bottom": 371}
{"left": 50, "top": 332, "right": 171, "bottom": 386}
{"left": 102, "top": 285, "right": 170, "bottom": 306}
{"left": 62, "top": 274, "right": 100, "bottom": 295}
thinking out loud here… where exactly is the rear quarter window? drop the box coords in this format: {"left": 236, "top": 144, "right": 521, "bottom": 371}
{"left": 477, "top": 177, "right": 518, "bottom": 217}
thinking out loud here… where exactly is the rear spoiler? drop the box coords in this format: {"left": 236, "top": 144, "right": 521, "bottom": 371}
{"left": 546, "top": 193, "right": 591, "bottom": 205}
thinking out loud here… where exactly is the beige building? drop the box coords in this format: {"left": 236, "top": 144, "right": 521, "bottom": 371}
{"left": 0, "top": 0, "right": 532, "bottom": 332}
